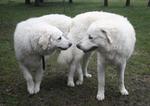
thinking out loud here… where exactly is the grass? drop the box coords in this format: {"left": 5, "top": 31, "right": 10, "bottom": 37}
{"left": 0, "top": 0, "right": 150, "bottom": 106}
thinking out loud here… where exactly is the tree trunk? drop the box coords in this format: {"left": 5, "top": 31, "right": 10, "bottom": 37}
{"left": 148, "top": 0, "right": 150, "bottom": 7}
{"left": 104, "top": 0, "right": 108, "bottom": 7}
{"left": 69, "top": 0, "right": 73, "bottom": 3}
{"left": 25, "top": 0, "right": 30, "bottom": 4}
{"left": 35, "top": 0, "right": 40, "bottom": 6}
{"left": 40, "top": 0, "right": 44, "bottom": 3}
{"left": 126, "top": 0, "right": 130, "bottom": 6}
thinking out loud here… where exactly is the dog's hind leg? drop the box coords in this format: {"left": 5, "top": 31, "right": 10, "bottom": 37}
{"left": 82, "top": 52, "right": 93, "bottom": 78}
{"left": 19, "top": 63, "right": 34, "bottom": 94}
{"left": 76, "top": 62, "right": 83, "bottom": 85}
{"left": 34, "top": 63, "right": 43, "bottom": 94}
{"left": 118, "top": 60, "right": 129, "bottom": 95}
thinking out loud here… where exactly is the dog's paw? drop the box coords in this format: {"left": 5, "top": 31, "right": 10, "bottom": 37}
{"left": 67, "top": 81, "right": 75, "bottom": 87}
{"left": 76, "top": 80, "right": 83, "bottom": 85}
{"left": 96, "top": 93, "right": 105, "bottom": 101}
{"left": 28, "top": 86, "right": 34, "bottom": 94}
{"left": 34, "top": 86, "right": 40, "bottom": 94}
{"left": 120, "top": 88, "right": 129, "bottom": 95}
{"left": 85, "top": 73, "right": 92, "bottom": 78}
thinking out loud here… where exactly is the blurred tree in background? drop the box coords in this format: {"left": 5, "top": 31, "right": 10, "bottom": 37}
{"left": 126, "top": 0, "right": 130, "bottom": 6}
{"left": 104, "top": 0, "right": 108, "bottom": 6}
{"left": 69, "top": 0, "right": 72, "bottom": 3}
{"left": 35, "top": 0, "right": 44, "bottom": 6}
{"left": 24, "top": 0, "right": 150, "bottom": 7}
{"left": 25, "top": 0, "right": 73, "bottom": 6}
{"left": 25, "top": 0, "right": 30, "bottom": 4}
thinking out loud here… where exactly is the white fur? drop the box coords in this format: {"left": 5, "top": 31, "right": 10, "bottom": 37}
{"left": 38, "top": 14, "right": 72, "bottom": 35}
{"left": 58, "top": 11, "right": 135, "bottom": 100}
{"left": 58, "top": 11, "right": 128, "bottom": 86}
{"left": 14, "top": 15, "right": 72, "bottom": 94}
{"left": 27, "top": 14, "right": 72, "bottom": 36}
{"left": 77, "top": 14, "right": 136, "bottom": 101}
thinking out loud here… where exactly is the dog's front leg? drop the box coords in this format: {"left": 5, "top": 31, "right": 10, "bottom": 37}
{"left": 34, "top": 62, "right": 43, "bottom": 94}
{"left": 19, "top": 63, "right": 34, "bottom": 94}
{"left": 67, "top": 61, "right": 76, "bottom": 87}
{"left": 82, "top": 52, "right": 93, "bottom": 78}
{"left": 76, "top": 62, "right": 83, "bottom": 85}
{"left": 96, "top": 52, "right": 105, "bottom": 101}
{"left": 118, "top": 60, "right": 129, "bottom": 95}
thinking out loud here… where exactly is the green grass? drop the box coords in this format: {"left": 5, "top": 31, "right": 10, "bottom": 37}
{"left": 0, "top": 0, "right": 150, "bottom": 106}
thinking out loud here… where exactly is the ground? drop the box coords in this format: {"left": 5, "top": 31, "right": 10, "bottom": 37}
{"left": 0, "top": 0, "right": 150, "bottom": 106}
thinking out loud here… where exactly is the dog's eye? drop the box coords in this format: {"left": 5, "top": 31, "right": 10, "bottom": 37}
{"left": 57, "top": 37, "right": 61, "bottom": 40}
{"left": 89, "top": 35, "right": 93, "bottom": 40}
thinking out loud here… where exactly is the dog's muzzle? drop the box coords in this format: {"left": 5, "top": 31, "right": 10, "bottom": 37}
{"left": 58, "top": 43, "right": 72, "bottom": 50}
{"left": 76, "top": 44, "right": 81, "bottom": 50}
{"left": 69, "top": 43, "right": 72, "bottom": 47}
{"left": 83, "top": 46, "right": 98, "bottom": 53}
{"left": 76, "top": 44, "right": 97, "bottom": 53}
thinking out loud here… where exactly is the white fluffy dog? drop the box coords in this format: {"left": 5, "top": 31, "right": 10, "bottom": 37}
{"left": 77, "top": 18, "right": 136, "bottom": 100}
{"left": 58, "top": 11, "right": 129, "bottom": 87}
{"left": 58, "top": 11, "right": 136, "bottom": 100}
{"left": 14, "top": 15, "right": 72, "bottom": 94}
{"left": 37, "top": 14, "right": 72, "bottom": 35}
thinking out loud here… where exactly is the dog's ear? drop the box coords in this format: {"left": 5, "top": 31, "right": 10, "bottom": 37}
{"left": 38, "top": 35, "right": 51, "bottom": 50}
{"left": 101, "top": 29, "right": 113, "bottom": 44}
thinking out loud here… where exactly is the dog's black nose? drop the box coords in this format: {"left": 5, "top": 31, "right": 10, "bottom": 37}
{"left": 76, "top": 44, "right": 81, "bottom": 49}
{"left": 69, "top": 43, "right": 72, "bottom": 47}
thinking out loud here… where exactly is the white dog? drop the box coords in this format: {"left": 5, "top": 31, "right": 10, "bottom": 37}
{"left": 77, "top": 18, "right": 136, "bottom": 100}
{"left": 58, "top": 11, "right": 131, "bottom": 87}
{"left": 37, "top": 14, "right": 72, "bottom": 35}
{"left": 14, "top": 17, "right": 72, "bottom": 94}
{"left": 58, "top": 11, "right": 136, "bottom": 100}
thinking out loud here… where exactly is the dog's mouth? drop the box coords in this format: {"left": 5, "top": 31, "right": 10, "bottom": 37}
{"left": 58, "top": 47, "right": 69, "bottom": 50}
{"left": 58, "top": 43, "right": 72, "bottom": 50}
{"left": 83, "top": 46, "right": 98, "bottom": 53}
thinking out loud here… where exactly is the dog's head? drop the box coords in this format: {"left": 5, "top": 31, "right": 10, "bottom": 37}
{"left": 38, "top": 25, "right": 72, "bottom": 53}
{"left": 76, "top": 22, "right": 113, "bottom": 53}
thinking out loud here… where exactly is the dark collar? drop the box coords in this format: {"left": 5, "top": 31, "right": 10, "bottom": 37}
{"left": 41, "top": 56, "right": 45, "bottom": 70}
